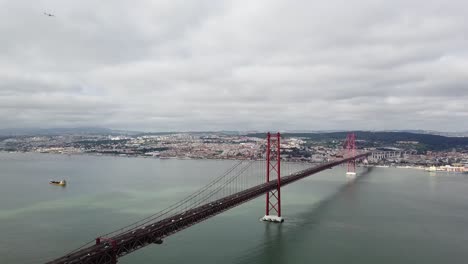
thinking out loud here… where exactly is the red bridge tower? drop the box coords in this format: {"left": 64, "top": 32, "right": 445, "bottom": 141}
{"left": 345, "top": 133, "right": 357, "bottom": 178}
{"left": 261, "top": 132, "right": 284, "bottom": 223}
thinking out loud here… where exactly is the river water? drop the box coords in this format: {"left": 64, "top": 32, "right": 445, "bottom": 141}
{"left": 1, "top": 152, "right": 468, "bottom": 264}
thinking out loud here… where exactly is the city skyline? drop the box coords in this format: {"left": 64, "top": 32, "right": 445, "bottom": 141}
{"left": 1, "top": 0, "right": 468, "bottom": 131}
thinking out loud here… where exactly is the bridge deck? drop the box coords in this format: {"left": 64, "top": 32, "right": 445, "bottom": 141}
{"left": 46, "top": 153, "right": 369, "bottom": 264}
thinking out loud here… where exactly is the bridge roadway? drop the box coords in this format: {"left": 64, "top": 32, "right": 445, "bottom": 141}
{"left": 47, "top": 153, "right": 370, "bottom": 264}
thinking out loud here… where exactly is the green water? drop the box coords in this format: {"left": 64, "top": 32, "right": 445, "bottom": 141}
{"left": 1, "top": 153, "right": 468, "bottom": 264}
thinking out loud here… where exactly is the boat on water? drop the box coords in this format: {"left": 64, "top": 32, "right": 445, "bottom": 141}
{"left": 50, "top": 180, "right": 67, "bottom": 186}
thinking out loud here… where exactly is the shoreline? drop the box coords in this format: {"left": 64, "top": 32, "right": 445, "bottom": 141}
{"left": 0, "top": 150, "right": 319, "bottom": 164}
{"left": 1, "top": 151, "right": 465, "bottom": 173}
{"left": 362, "top": 164, "right": 467, "bottom": 173}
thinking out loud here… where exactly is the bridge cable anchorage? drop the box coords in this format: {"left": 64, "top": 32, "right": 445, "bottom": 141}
{"left": 261, "top": 132, "right": 284, "bottom": 223}
{"left": 65, "top": 160, "right": 247, "bottom": 255}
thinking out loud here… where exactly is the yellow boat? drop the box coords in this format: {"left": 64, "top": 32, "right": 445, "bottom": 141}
{"left": 50, "top": 180, "right": 67, "bottom": 186}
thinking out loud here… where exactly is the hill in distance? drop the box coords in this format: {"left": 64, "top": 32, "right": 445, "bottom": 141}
{"left": 248, "top": 131, "right": 468, "bottom": 152}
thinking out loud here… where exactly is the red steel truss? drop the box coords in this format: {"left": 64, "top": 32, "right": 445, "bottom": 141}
{"left": 265, "top": 132, "right": 282, "bottom": 217}
{"left": 345, "top": 133, "right": 356, "bottom": 174}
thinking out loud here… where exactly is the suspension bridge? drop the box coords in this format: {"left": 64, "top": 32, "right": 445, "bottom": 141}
{"left": 46, "top": 133, "right": 369, "bottom": 264}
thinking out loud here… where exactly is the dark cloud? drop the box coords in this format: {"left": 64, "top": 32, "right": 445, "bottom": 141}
{"left": 1, "top": 0, "right": 467, "bottom": 131}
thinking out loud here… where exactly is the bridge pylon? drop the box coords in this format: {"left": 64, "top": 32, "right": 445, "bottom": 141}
{"left": 261, "top": 132, "right": 284, "bottom": 223}
{"left": 345, "top": 133, "right": 357, "bottom": 178}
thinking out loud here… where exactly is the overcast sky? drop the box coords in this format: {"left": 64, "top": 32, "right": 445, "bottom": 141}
{"left": 1, "top": 0, "right": 467, "bottom": 132}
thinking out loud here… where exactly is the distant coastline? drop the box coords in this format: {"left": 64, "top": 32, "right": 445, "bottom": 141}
{"left": 2, "top": 150, "right": 466, "bottom": 174}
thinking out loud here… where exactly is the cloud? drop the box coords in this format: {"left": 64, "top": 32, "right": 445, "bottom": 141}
{"left": 1, "top": 0, "right": 467, "bottom": 131}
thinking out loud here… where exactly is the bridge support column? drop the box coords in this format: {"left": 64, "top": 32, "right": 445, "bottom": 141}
{"left": 262, "top": 132, "right": 284, "bottom": 223}
{"left": 345, "top": 133, "right": 357, "bottom": 179}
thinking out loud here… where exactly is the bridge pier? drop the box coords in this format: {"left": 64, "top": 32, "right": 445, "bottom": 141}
{"left": 262, "top": 132, "right": 284, "bottom": 223}
{"left": 345, "top": 133, "right": 357, "bottom": 179}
